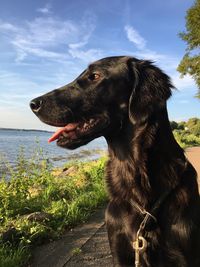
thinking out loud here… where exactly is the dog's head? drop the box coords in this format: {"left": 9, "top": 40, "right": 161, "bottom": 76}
{"left": 30, "top": 56, "right": 173, "bottom": 149}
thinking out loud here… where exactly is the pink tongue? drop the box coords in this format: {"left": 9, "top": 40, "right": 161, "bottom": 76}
{"left": 48, "top": 123, "right": 78, "bottom": 143}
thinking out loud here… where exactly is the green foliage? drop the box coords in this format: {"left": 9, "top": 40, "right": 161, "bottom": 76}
{"left": 171, "top": 117, "right": 200, "bottom": 148}
{"left": 0, "top": 149, "right": 107, "bottom": 267}
{"left": 170, "top": 121, "right": 179, "bottom": 130}
{"left": 71, "top": 247, "right": 82, "bottom": 256}
{"left": 177, "top": 0, "right": 200, "bottom": 96}
{"left": 187, "top": 117, "right": 200, "bottom": 135}
{"left": 0, "top": 244, "right": 29, "bottom": 267}
{"left": 173, "top": 130, "right": 200, "bottom": 148}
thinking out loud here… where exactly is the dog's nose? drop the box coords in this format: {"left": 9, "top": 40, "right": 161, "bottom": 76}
{"left": 30, "top": 98, "right": 43, "bottom": 113}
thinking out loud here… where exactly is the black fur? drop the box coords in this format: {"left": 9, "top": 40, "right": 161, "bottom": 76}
{"left": 30, "top": 56, "right": 200, "bottom": 267}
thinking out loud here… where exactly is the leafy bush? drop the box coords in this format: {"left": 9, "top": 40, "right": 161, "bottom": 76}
{"left": 173, "top": 130, "right": 200, "bottom": 148}
{"left": 171, "top": 118, "right": 200, "bottom": 148}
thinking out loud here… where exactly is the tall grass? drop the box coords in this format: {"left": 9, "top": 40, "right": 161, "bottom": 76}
{"left": 0, "top": 149, "right": 107, "bottom": 266}
{"left": 0, "top": 244, "right": 28, "bottom": 267}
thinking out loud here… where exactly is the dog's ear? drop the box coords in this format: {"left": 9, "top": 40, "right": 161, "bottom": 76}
{"left": 127, "top": 58, "right": 174, "bottom": 124}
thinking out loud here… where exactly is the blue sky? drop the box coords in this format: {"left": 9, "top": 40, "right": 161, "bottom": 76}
{"left": 0, "top": 0, "right": 199, "bottom": 130}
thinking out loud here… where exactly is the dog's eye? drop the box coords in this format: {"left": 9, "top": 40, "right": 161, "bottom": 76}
{"left": 88, "top": 73, "right": 101, "bottom": 81}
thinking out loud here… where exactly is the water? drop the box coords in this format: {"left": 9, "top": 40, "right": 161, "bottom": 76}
{"left": 0, "top": 129, "right": 107, "bottom": 171}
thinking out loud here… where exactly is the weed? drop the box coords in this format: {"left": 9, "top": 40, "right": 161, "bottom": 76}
{"left": 71, "top": 247, "right": 82, "bottom": 256}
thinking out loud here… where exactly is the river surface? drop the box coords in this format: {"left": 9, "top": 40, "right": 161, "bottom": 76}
{"left": 0, "top": 129, "right": 107, "bottom": 172}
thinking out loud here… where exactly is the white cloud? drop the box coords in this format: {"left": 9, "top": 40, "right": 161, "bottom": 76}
{"left": 124, "top": 25, "right": 146, "bottom": 50}
{"left": 26, "top": 17, "right": 78, "bottom": 47}
{"left": 171, "top": 73, "right": 196, "bottom": 91}
{"left": 68, "top": 41, "right": 88, "bottom": 50}
{"left": 37, "top": 4, "right": 52, "bottom": 14}
{"left": 0, "top": 13, "right": 97, "bottom": 63}
{"left": 124, "top": 25, "right": 170, "bottom": 68}
{"left": 134, "top": 49, "right": 166, "bottom": 62}
{"left": 123, "top": 24, "right": 197, "bottom": 92}
{"left": 68, "top": 48, "right": 103, "bottom": 62}
{"left": 67, "top": 12, "right": 98, "bottom": 61}
{"left": 68, "top": 14, "right": 96, "bottom": 50}
{"left": 0, "top": 22, "right": 19, "bottom": 32}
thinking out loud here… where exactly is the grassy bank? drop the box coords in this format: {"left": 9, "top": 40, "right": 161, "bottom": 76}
{"left": 0, "top": 152, "right": 107, "bottom": 267}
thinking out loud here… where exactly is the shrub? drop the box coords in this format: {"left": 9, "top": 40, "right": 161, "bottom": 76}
{"left": 172, "top": 118, "right": 200, "bottom": 148}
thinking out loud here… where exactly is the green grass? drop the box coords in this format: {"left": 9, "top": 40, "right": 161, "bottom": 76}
{"left": 0, "top": 244, "right": 28, "bottom": 267}
{"left": 0, "top": 149, "right": 108, "bottom": 267}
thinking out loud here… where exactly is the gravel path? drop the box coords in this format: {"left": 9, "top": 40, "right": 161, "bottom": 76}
{"left": 30, "top": 147, "right": 200, "bottom": 267}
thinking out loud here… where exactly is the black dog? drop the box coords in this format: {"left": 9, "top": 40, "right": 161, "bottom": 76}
{"left": 30, "top": 56, "right": 200, "bottom": 267}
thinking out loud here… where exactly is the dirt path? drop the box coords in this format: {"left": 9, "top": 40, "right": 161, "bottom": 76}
{"left": 30, "top": 147, "right": 200, "bottom": 267}
{"left": 186, "top": 147, "right": 200, "bottom": 186}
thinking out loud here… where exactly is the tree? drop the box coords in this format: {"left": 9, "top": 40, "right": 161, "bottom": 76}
{"left": 177, "top": 121, "right": 186, "bottom": 130}
{"left": 170, "top": 121, "right": 178, "bottom": 130}
{"left": 177, "top": 0, "right": 200, "bottom": 97}
{"left": 186, "top": 117, "right": 200, "bottom": 135}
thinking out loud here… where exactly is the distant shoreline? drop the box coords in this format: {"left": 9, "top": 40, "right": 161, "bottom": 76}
{"left": 0, "top": 128, "right": 53, "bottom": 133}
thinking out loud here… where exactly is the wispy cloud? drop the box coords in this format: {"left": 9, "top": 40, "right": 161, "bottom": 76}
{"left": 68, "top": 12, "right": 96, "bottom": 49}
{"left": 67, "top": 12, "right": 102, "bottom": 62}
{"left": 0, "top": 17, "right": 73, "bottom": 62}
{"left": 124, "top": 25, "right": 166, "bottom": 63}
{"left": 171, "top": 73, "right": 196, "bottom": 91}
{"left": 37, "top": 3, "right": 52, "bottom": 14}
{"left": 0, "top": 22, "right": 19, "bottom": 32}
{"left": 135, "top": 49, "right": 166, "bottom": 62}
{"left": 68, "top": 48, "right": 103, "bottom": 62}
{"left": 124, "top": 25, "right": 146, "bottom": 50}
{"left": 124, "top": 24, "right": 197, "bottom": 92}
{"left": 0, "top": 11, "right": 97, "bottom": 63}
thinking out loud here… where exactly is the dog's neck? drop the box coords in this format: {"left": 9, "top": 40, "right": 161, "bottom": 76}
{"left": 105, "top": 107, "right": 186, "bottom": 207}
